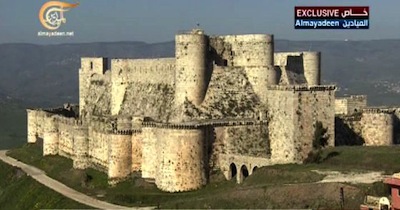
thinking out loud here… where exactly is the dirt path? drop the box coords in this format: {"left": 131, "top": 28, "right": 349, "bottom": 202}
{"left": 0, "top": 150, "right": 153, "bottom": 210}
{"left": 312, "top": 169, "right": 385, "bottom": 184}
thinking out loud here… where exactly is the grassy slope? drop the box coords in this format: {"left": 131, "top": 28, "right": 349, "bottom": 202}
{"left": 8, "top": 143, "right": 396, "bottom": 209}
{"left": 0, "top": 160, "right": 90, "bottom": 210}
{"left": 0, "top": 102, "right": 26, "bottom": 149}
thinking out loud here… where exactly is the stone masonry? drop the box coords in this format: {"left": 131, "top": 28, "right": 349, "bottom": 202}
{"left": 335, "top": 95, "right": 400, "bottom": 146}
{"left": 27, "top": 29, "right": 337, "bottom": 192}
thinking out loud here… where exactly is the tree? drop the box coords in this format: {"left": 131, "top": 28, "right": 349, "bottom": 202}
{"left": 304, "top": 121, "right": 329, "bottom": 164}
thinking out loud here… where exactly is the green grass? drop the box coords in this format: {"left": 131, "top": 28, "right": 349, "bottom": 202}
{"left": 311, "top": 146, "right": 400, "bottom": 174}
{"left": 0, "top": 160, "right": 90, "bottom": 210}
{"left": 7, "top": 143, "right": 399, "bottom": 209}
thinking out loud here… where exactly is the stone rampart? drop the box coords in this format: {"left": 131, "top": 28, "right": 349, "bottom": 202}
{"left": 79, "top": 69, "right": 111, "bottom": 120}
{"left": 87, "top": 129, "right": 109, "bottom": 172}
{"left": 141, "top": 127, "right": 158, "bottom": 179}
{"left": 335, "top": 95, "right": 367, "bottom": 115}
{"left": 267, "top": 86, "right": 335, "bottom": 163}
{"left": 108, "top": 133, "right": 132, "bottom": 185}
{"left": 131, "top": 132, "right": 143, "bottom": 172}
{"left": 155, "top": 128, "right": 207, "bottom": 192}
{"left": 43, "top": 116, "right": 59, "bottom": 156}
{"left": 361, "top": 109, "right": 394, "bottom": 146}
{"left": 215, "top": 124, "right": 270, "bottom": 158}
{"left": 73, "top": 127, "right": 89, "bottom": 169}
{"left": 111, "top": 58, "right": 175, "bottom": 85}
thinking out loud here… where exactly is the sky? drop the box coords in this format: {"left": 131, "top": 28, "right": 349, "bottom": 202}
{"left": 0, "top": 0, "right": 399, "bottom": 44}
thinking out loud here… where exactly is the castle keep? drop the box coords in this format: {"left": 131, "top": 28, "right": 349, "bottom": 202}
{"left": 27, "top": 29, "right": 336, "bottom": 192}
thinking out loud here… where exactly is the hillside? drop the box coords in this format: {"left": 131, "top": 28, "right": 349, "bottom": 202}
{"left": 0, "top": 40, "right": 400, "bottom": 107}
{"left": 0, "top": 102, "right": 26, "bottom": 149}
{"left": 8, "top": 144, "right": 396, "bottom": 209}
{"left": 0, "top": 160, "right": 89, "bottom": 209}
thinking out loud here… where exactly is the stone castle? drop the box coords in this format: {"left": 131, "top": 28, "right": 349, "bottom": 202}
{"left": 26, "top": 28, "right": 397, "bottom": 193}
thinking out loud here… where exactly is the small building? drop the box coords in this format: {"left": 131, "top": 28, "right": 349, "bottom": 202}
{"left": 384, "top": 174, "right": 400, "bottom": 210}
{"left": 360, "top": 173, "right": 400, "bottom": 210}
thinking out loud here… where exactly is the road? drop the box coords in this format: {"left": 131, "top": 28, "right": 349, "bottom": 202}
{"left": 0, "top": 150, "right": 153, "bottom": 210}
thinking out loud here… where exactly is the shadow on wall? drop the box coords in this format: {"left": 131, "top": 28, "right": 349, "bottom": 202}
{"left": 334, "top": 117, "right": 365, "bottom": 146}
{"left": 394, "top": 116, "right": 400, "bottom": 144}
{"left": 206, "top": 126, "right": 216, "bottom": 182}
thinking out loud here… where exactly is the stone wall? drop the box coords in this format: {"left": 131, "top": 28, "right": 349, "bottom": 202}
{"left": 155, "top": 128, "right": 207, "bottom": 192}
{"left": 108, "top": 132, "right": 132, "bottom": 184}
{"left": 361, "top": 109, "right": 394, "bottom": 146}
{"left": 217, "top": 125, "right": 270, "bottom": 158}
{"left": 27, "top": 109, "right": 52, "bottom": 142}
{"left": 110, "top": 58, "right": 175, "bottom": 116}
{"left": 266, "top": 86, "right": 336, "bottom": 163}
{"left": 394, "top": 109, "right": 400, "bottom": 144}
{"left": 110, "top": 58, "right": 175, "bottom": 85}
{"left": 73, "top": 127, "right": 89, "bottom": 169}
{"left": 118, "top": 83, "right": 175, "bottom": 121}
{"left": 141, "top": 127, "right": 158, "bottom": 179}
{"left": 131, "top": 131, "right": 142, "bottom": 172}
{"left": 335, "top": 114, "right": 364, "bottom": 146}
{"left": 218, "top": 154, "right": 272, "bottom": 183}
{"left": 79, "top": 58, "right": 109, "bottom": 117}
{"left": 43, "top": 116, "right": 59, "bottom": 155}
{"left": 79, "top": 69, "right": 111, "bottom": 121}
{"left": 335, "top": 95, "right": 367, "bottom": 115}
{"left": 57, "top": 121, "right": 74, "bottom": 158}
{"left": 177, "top": 66, "right": 263, "bottom": 121}
{"left": 87, "top": 129, "right": 109, "bottom": 172}
{"left": 335, "top": 108, "right": 397, "bottom": 146}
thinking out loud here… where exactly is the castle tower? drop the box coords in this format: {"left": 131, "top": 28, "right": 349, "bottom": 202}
{"left": 361, "top": 110, "right": 394, "bottom": 146}
{"left": 155, "top": 127, "right": 207, "bottom": 192}
{"left": 79, "top": 57, "right": 108, "bottom": 119}
{"left": 27, "top": 109, "right": 38, "bottom": 143}
{"left": 302, "top": 52, "right": 321, "bottom": 85}
{"left": 238, "top": 34, "right": 277, "bottom": 103}
{"left": 175, "top": 29, "right": 210, "bottom": 106}
{"left": 43, "top": 116, "right": 59, "bottom": 156}
{"left": 72, "top": 127, "right": 89, "bottom": 169}
{"left": 108, "top": 131, "right": 132, "bottom": 185}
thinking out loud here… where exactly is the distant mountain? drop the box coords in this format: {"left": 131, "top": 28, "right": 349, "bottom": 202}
{"left": 0, "top": 40, "right": 400, "bottom": 107}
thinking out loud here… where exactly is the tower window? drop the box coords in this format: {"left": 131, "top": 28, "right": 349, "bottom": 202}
{"left": 90, "top": 62, "right": 93, "bottom": 70}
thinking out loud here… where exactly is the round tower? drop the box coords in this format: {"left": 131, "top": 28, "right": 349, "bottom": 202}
{"left": 302, "top": 52, "right": 321, "bottom": 85}
{"left": 141, "top": 127, "right": 158, "bottom": 179}
{"left": 27, "top": 110, "right": 38, "bottom": 143}
{"left": 155, "top": 127, "right": 206, "bottom": 192}
{"left": 43, "top": 116, "right": 59, "bottom": 156}
{"left": 361, "top": 110, "right": 394, "bottom": 146}
{"left": 72, "top": 127, "right": 89, "bottom": 169}
{"left": 108, "top": 132, "right": 132, "bottom": 185}
{"left": 175, "top": 29, "right": 209, "bottom": 106}
{"left": 233, "top": 34, "right": 277, "bottom": 103}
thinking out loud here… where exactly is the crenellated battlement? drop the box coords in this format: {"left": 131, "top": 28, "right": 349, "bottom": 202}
{"left": 362, "top": 107, "right": 395, "bottom": 114}
{"left": 110, "top": 129, "right": 142, "bottom": 135}
{"left": 267, "top": 85, "right": 336, "bottom": 92}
